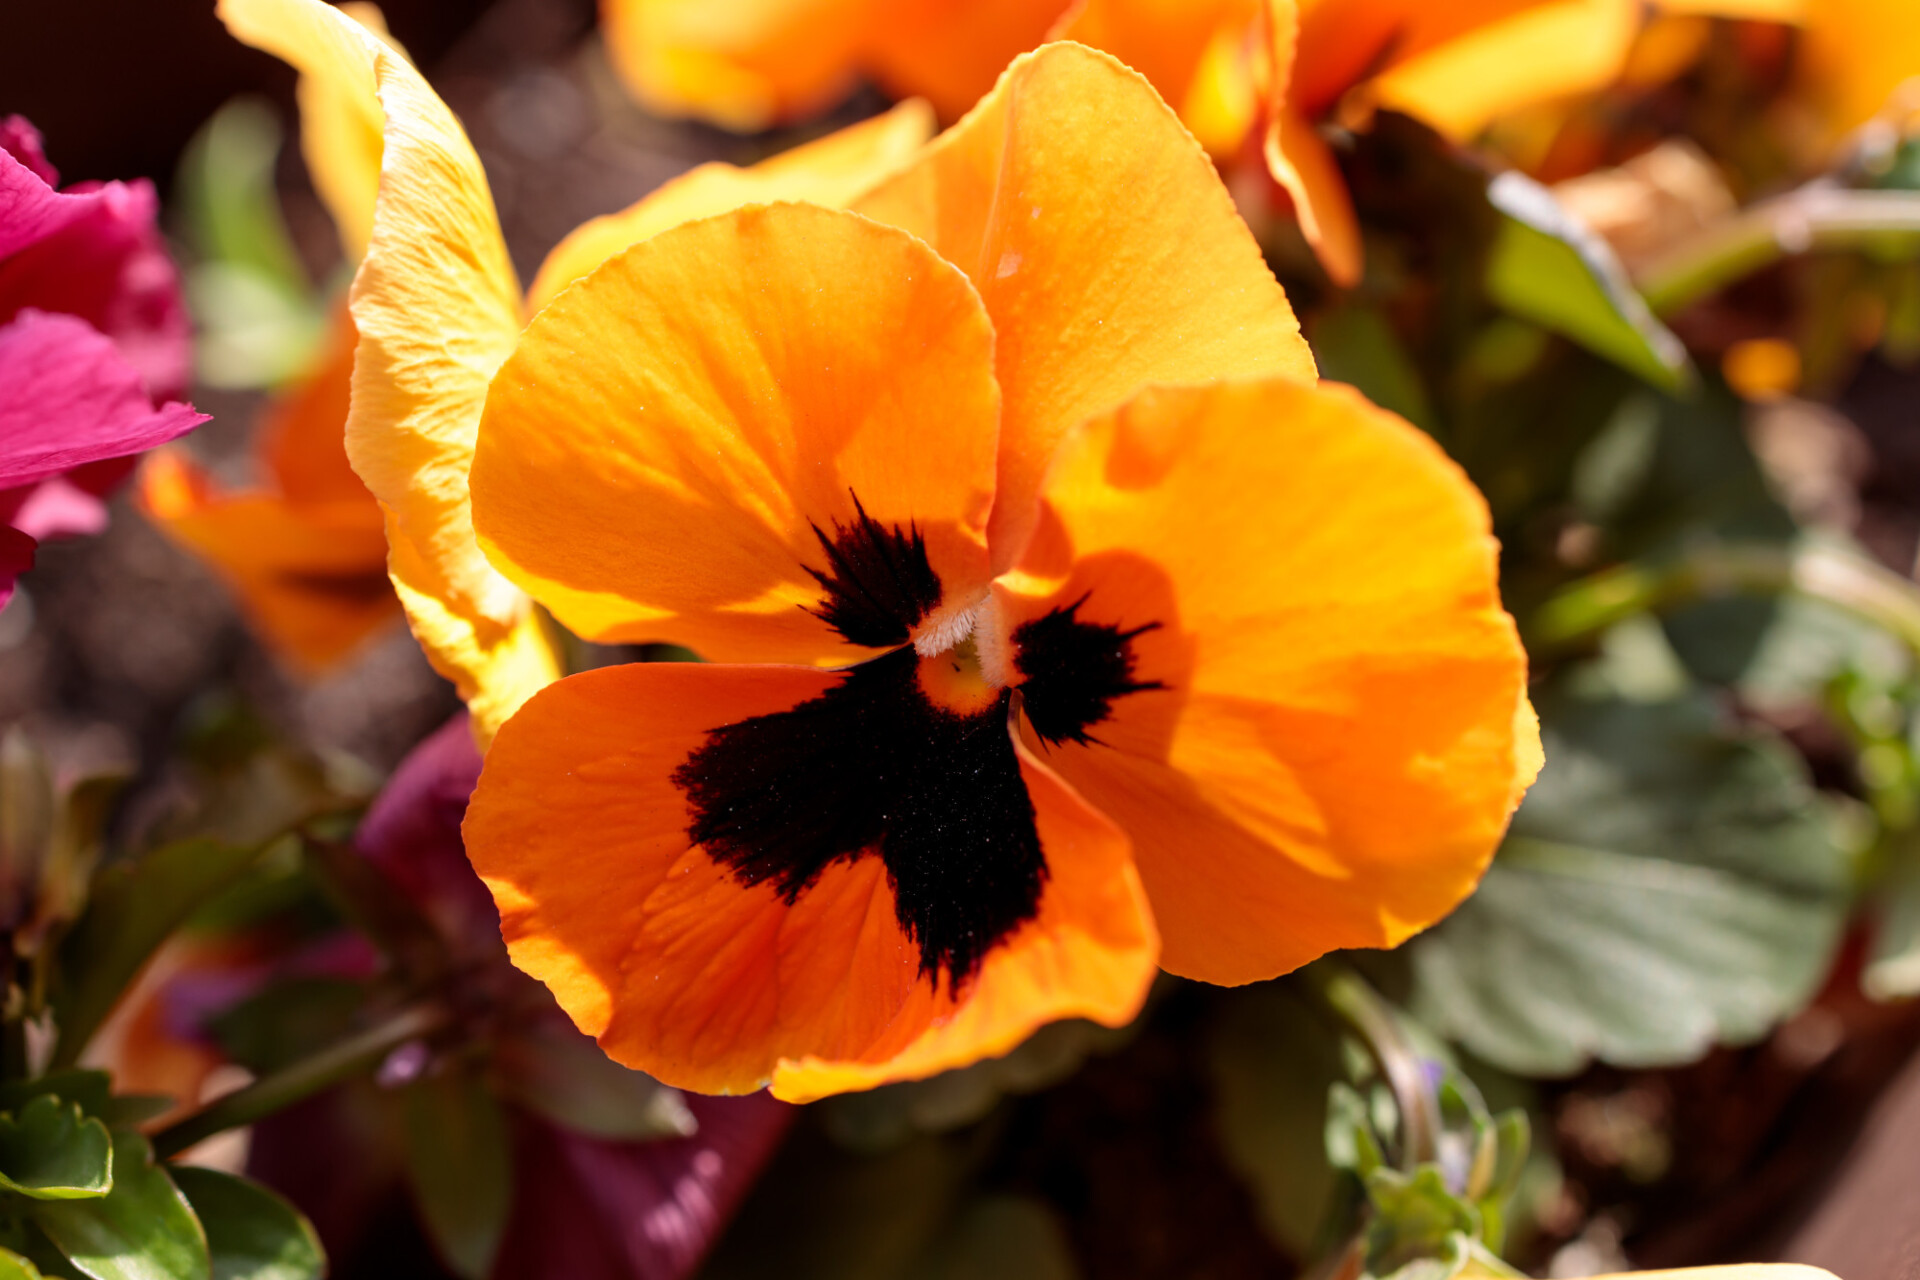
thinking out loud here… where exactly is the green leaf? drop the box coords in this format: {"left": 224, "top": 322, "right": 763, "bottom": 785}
{"left": 0, "top": 1075, "right": 111, "bottom": 1122}
{"left": 1866, "top": 828, "right": 1920, "bottom": 999}
{"left": 493, "top": 1024, "right": 694, "bottom": 1142}
{"left": 32, "top": 1133, "right": 208, "bottom": 1280}
{"left": 1411, "top": 691, "right": 1850, "bottom": 1074}
{"left": 0, "top": 1098, "right": 112, "bottom": 1200}
{"left": 400, "top": 1069, "right": 511, "bottom": 1280}
{"left": 53, "top": 838, "right": 275, "bottom": 1069}
{"left": 1364, "top": 1165, "right": 1478, "bottom": 1279}
{"left": 1308, "top": 305, "right": 1437, "bottom": 433}
{"left": 1485, "top": 171, "right": 1691, "bottom": 391}
{"left": 171, "top": 1168, "right": 323, "bottom": 1280}
{"left": 0, "top": 1247, "right": 46, "bottom": 1280}
{"left": 1206, "top": 984, "right": 1348, "bottom": 1256}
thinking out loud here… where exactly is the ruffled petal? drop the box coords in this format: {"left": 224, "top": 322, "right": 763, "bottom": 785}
{"left": 853, "top": 42, "right": 1315, "bottom": 570}
{"left": 524, "top": 99, "right": 935, "bottom": 315}
{"left": 0, "top": 310, "right": 204, "bottom": 491}
{"left": 1366, "top": 0, "right": 1639, "bottom": 142}
{"left": 220, "top": 0, "right": 559, "bottom": 742}
{"left": 598, "top": 0, "right": 872, "bottom": 131}
{"left": 138, "top": 450, "right": 396, "bottom": 671}
{"left": 997, "top": 378, "right": 1539, "bottom": 985}
{"left": 465, "top": 661, "right": 1155, "bottom": 1098}
{"left": 473, "top": 203, "right": 1000, "bottom": 666}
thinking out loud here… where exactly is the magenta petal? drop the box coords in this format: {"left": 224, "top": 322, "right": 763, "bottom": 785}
{"left": 0, "top": 131, "right": 108, "bottom": 260}
{"left": 0, "top": 526, "right": 34, "bottom": 612}
{"left": 0, "top": 117, "right": 58, "bottom": 187}
{"left": 0, "top": 310, "right": 205, "bottom": 492}
{"left": 496, "top": 1095, "right": 794, "bottom": 1280}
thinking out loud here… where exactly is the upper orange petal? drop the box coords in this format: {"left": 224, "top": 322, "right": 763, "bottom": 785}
{"left": 523, "top": 98, "right": 936, "bottom": 316}
{"left": 465, "top": 662, "right": 1156, "bottom": 1097}
{"left": 853, "top": 42, "right": 1316, "bottom": 572}
{"left": 996, "top": 378, "right": 1539, "bottom": 986}
{"left": 1365, "top": 0, "right": 1640, "bottom": 142}
{"left": 472, "top": 203, "right": 1001, "bottom": 666}
{"left": 598, "top": 0, "right": 873, "bottom": 131}
{"left": 862, "top": 0, "right": 1067, "bottom": 121}
{"left": 1794, "top": 0, "right": 1920, "bottom": 142}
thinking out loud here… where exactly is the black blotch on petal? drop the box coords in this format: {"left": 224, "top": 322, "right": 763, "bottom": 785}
{"left": 674, "top": 646, "right": 1045, "bottom": 990}
{"left": 1013, "top": 595, "right": 1164, "bottom": 747}
{"left": 802, "top": 494, "right": 944, "bottom": 647}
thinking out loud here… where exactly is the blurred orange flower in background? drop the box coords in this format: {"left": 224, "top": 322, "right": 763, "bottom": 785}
{"left": 457, "top": 43, "right": 1539, "bottom": 1100}
{"left": 600, "top": 0, "right": 1649, "bottom": 283}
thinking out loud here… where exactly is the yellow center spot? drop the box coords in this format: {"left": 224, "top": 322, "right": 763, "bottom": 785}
{"left": 916, "top": 636, "right": 1001, "bottom": 717}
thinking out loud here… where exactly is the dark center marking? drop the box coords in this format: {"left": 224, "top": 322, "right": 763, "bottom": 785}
{"left": 675, "top": 646, "right": 1044, "bottom": 991}
{"left": 1012, "top": 594, "right": 1163, "bottom": 747}
{"left": 801, "top": 493, "right": 942, "bottom": 647}
{"left": 673, "top": 500, "right": 1162, "bottom": 987}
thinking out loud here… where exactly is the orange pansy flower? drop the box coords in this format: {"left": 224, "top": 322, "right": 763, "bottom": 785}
{"left": 217, "top": 0, "right": 935, "bottom": 741}
{"left": 459, "top": 43, "right": 1540, "bottom": 1100}
{"left": 601, "top": 0, "right": 1642, "bottom": 284}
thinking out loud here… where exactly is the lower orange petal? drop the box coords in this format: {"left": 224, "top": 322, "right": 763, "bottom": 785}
{"left": 465, "top": 660, "right": 1157, "bottom": 1097}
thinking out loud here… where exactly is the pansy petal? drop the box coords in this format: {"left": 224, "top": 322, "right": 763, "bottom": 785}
{"left": 854, "top": 42, "right": 1315, "bottom": 570}
{"left": 770, "top": 725, "right": 1157, "bottom": 1103}
{"left": 467, "top": 663, "right": 930, "bottom": 1094}
{"left": 524, "top": 99, "right": 935, "bottom": 315}
{"left": 261, "top": 306, "right": 366, "bottom": 507}
{"left": 1366, "top": 0, "right": 1639, "bottom": 142}
{"left": 1263, "top": 107, "right": 1363, "bottom": 286}
{"left": 599, "top": 0, "right": 872, "bottom": 132}
{"left": 139, "top": 450, "right": 396, "bottom": 671}
{"left": 1287, "top": 0, "right": 1558, "bottom": 118}
{"left": 222, "top": 0, "right": 557, "bottom": 741}
{"left": 1796, "top": 0, "right": 1920, "bottom": 140}
{"left": 1048, "top": 0, "right": 1264, "bottom": 126}
{"left": 0, "top": 311, "right": 204, "bottom": 491}
{"left": 473, "top": 203, "right": 1000, "bottom": 666}
{"left": 862, "top": 0, "right": 1066, "bottom": 122}
{"left": 466, "top": 661, "right": 1155, "bottom": 1098}
{"left": 999, "top": 378, "right": 1538, "bottom": 985}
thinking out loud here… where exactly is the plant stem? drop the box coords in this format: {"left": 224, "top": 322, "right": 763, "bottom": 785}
{"left": 1637, "top": 186, "right": 1920, "bottom": 316}
{"left": 151, "top": 1001, "right": 448, "bottom": 1159}
{"left": 1530, "top": 541, "right": 1920, "bottom": 658}
{"left": 1308, "top": 964, "right": 1441, "bottom": 1170}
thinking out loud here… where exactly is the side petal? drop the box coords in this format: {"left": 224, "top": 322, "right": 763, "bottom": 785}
{"left": 138, "top": 450, "right": 397, "bottom": 672}
{"left": 1365, "top": 0, "right": 1640, "bottom": 142}
{"left": 1262, "top": 107, "right": 1363, "bottom": 287}
{"left": 1287, "top": 0, "right": 1559, "bottom": 118}
{"left": 771, "top": 721, "right": 1157, "bottom": 1103}
{"left": 472, "top": 203, "right": 1001, "bottom": 666}
{"left": 1048, "top": 0, "right": 1263, "bottom": 131}
{"left": 999, "top": 378, "right": 1539, "bottom": 986}
{"left": 221, "top": 0, "right": 557, "bottom": 741}
{"left": 853, "top": 42, "right": 1315, "bottom": 571}
{"left": 598, "top": 0, "right": 873, "bottom": 132}
{"left": 0, "top": 311, "right": 204, "bottom": 490}
{"left": 524, "top": 99, "right": 935, "bottom": 315}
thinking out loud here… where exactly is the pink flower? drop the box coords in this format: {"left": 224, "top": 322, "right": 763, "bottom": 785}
{"left": 0, "top": 116, "right": 204, "bottom": 608}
